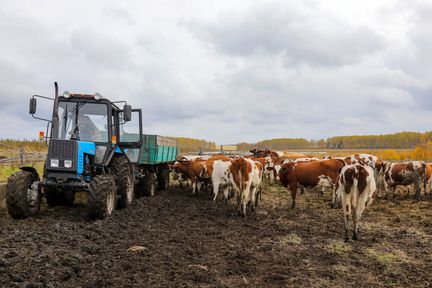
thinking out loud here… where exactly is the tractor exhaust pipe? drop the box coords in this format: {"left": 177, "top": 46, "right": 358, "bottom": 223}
{"left": 51, "top": 82, "right": 60, "bottom": 139}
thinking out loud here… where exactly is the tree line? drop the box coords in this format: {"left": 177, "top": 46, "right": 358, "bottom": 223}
{"left": 235, "top": 132, "right": 432, "bottom": 151}
{"left": 173, "top": 137, "right": 217, "bottom": 153}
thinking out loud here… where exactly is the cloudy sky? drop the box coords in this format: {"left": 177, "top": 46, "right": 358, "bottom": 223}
{"left": 1, "top": 0, "right": 431, "bottom": 144}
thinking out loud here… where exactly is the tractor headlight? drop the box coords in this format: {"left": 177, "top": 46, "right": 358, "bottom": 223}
{"left": 50, "top": 159, "right": 59, "bottom": 168}
{"left": 64, "top": 160, "right": 73, "bottom": 168}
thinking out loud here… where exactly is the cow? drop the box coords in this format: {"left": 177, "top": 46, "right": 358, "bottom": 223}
{"left": 264, "top": 156, "right": 283, "bottom": 183}
{"left": 383, "top": 161, "right": 426, "bottom": 199}
{"left": 279, "top": 159, "right": 345, "bottom": 208}
{"left": 201, "top": 158, "right": 234, "bottom": 201}
{"left": 230, "top": 157, "right": 263, "bottom": 216}
{"left": 171, "top": 159, "right": 208, "bottom": 194}
{"left": 250, "top": 148, "right": 283, "bottom": 158}
{"left": 335, "top": 164, "right": 377, "bottom": 241}
{"left": 423, "top": 163, "right": 432, "bottom": 195}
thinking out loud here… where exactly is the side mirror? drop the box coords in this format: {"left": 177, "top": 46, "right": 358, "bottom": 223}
{"left": 29, "top": 98, "right": 37, "bottom": 114}
{"left": 123, "top": 105, "right": 132, "bottom": 122}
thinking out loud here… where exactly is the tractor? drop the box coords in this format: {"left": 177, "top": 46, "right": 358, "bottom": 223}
{"left": 6, "top": 82, "right": 177, "bottom": 219}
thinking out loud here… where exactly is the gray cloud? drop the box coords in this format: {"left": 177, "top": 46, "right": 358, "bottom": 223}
{"left": 0, "top": 0, "right": 431, "bottom": 144}
{"left": 188, "top": 1, "right": 385, "bottom": 67}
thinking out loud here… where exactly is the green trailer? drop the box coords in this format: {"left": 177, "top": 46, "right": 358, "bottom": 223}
{"left": 121, "top": 133, "right": 178, "bottom": 197}
{"left": 139, "top": 135, "right": 178, "bottom": 165}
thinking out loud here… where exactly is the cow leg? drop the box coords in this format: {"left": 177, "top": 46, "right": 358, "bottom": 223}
{"left": 236, "top": 189, "right": 242, "bottom": 215}
{"left": 242, "top": 185, "right": 251, "bottom": 216}
{"left": 191, "top": 177, "right": 198, "bottom": 195}
{"left": 415, "top": 178, "right": 421, "bottom": 200}
{"left": 213, "top": 181, "right": 220, "bottom": 201}
{"left": 392, "top": 186, "right": 397, "bottom": 199}
{"left": 300, "top": 187, "right": 305, "bottom": 195}
{"left": 222, "top": 187, "right": 230, "bottom": 204}
{"left": 342, "top": 196, "right": 351, "bottom": 242}
{"left": 269, "top": 171, "right": 275, "bottom": 183}
{"left": 353, "top": 200, "right": 365, "bottom": 241}
{"left": 332, "top": 188, "right": 338, "bottom": 209}
{"left": 383, "top": 181, "right": 389, "bottom": 199}
{"left": 289, "top": 183, "right": 298, "bottom": 209}
{"left": 254, "top": 185, "right": 262, "bottom": 207}
{"left": 250, "top": 186, "right": 258, "bottom": 212}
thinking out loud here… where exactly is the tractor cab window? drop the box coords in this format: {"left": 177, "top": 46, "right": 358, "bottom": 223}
{"left": 57, "top": 101, "right": 109, "bottom": 142}
{"left": 119, "top": 111, "right": 141, "bottom": 162}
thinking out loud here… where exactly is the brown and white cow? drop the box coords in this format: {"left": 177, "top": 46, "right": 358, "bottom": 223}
{"left": 383, "top": 161, "right": 426, "bottom": 199}
{"left": 335, "top": 164, "right": 377, "bottom": 241}
{"left": 346, "top": 154, "right": 379, "bottom": 169}
{"left": 171, "top": 159, "right": 209, "bottom": 194}
{"left": 423, "top": 163, "right": 432, "bottom": 195}
{"left": 278, "top": 159, "right": 345, "bottom": 208}
{"left": 201, "top": 158, "right": 234, "bottom": 201}
{"left": 230, "top": 157, "right": 263, "bottom": 216}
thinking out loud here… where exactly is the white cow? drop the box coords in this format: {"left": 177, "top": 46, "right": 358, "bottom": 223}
{"left": 335, "top": 164, "right": 377, "bottom": 241}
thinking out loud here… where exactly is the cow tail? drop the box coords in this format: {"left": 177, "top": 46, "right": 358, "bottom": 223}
{"left": 238, "top": 169, "right": 243, "bottom": 194}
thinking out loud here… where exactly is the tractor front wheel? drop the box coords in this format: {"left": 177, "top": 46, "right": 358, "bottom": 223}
{"left": 110, "top": 155, "right": 134, "bottom": 209}
{"left": 87, "top": 174, "right": 117, "bottom": 220}
{"left": 6, "top": 171, "right": 40, "bottom": 219}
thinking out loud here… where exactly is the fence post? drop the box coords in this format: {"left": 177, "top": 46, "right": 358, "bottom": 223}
{"left": 20, "top": 147, "right": 26, "bottom": 166}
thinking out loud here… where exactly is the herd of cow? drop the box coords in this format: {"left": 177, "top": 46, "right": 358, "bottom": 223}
{"left": 171, "top": 149, "right": 431, "bottom": 241}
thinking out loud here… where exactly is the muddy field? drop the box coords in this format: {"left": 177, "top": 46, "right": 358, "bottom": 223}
{"left": 1, "top": 181, "right": 432, "bottom": 287}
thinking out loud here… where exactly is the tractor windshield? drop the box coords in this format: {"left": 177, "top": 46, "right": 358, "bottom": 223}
{"left": 57, "top": 101, "right": 109, "bottom": 142}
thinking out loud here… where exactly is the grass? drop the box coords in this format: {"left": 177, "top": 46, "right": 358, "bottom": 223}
{"left": 279, "top": 233, "right": 302, "bottom": 246}
{"left": 365, "top": 247, "right": 410, "bottom": 266}
{"left": 325, "top": 240, "right": 353, "bottom": 254}
{"left": 0, "top": 163, "right": 44, "bottom": 182}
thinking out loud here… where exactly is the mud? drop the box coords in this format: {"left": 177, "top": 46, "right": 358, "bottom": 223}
{"left": 0, "top": 182, "right": 431, "bottom": 287}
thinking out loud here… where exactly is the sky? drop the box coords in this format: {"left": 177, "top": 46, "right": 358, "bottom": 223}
{"left": 1, "top": 0, "right": 431, "bottom": 144}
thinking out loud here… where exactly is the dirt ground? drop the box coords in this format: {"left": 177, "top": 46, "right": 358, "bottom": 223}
{"left": 0, "top": 181, "right": 432, "bottom": 288}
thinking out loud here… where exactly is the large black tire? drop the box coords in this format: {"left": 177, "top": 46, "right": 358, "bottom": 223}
{"left": 87, "top": 174, "right": 117, "bottom": 220}
{"left": 44, "top": 189, "right": 75, "bottom": 207}
{"left": 137, "top": 173, "right": 156, "bottom": 197}
{"left": 110, "top": 155, "right": 134, "bottom": 209}
{"left": 6, "top": 171, "right": 40, "bottom": 219}
{"left": 157, "top": 167, "right": 170, "bottom": 190}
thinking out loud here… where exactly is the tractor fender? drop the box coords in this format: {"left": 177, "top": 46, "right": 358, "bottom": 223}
{"left": 19, "top": 167, "right": 40, "bottom": 181}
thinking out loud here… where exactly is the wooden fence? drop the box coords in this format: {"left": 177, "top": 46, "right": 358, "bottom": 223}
{"left": 0, "top": 143, "right": 46, "bottom": 166}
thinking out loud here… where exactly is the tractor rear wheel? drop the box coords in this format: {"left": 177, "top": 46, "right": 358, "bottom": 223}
{"left": 157, "top": 167, "right": 170, "bottom": 190}
{"left": 137, "top": 173, "right": 156, "bottom": 197}
{"left": 87, "top": 174, "right": 117, "bottom": 220}
{"left": 6, "top": 171, "right": 41, "bottom": 219}
{"left": 110, "top": 155, "right": 134, "bottom": 209}
{"left": 44, "top": 189, "right": 75, "bottom": 207}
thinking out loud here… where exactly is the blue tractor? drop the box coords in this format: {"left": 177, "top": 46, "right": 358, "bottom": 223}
{"left": 6, "top": 83, "right": 177, "bottom": 219}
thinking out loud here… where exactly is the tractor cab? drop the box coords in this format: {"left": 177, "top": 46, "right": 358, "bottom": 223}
{"left": 36, "top": 90, "right": 142, "bottom": 185}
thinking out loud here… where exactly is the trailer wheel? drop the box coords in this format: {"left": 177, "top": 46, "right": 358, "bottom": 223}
{"left": 157, "top": 167, "right": 170, "bottom": 190}
{"left": 44, "top": 189, "right": 75, "bottom": 207}
{"left": 138, "top": 173, "right": 156, "bottom": 197}
{"left": 87, "top": 174, "right": 117, "bottom": 220}
{"left": 110, "top": 155, "right": 134, "bottom": 209}
{"left": 6, "top": 171, "right": 41, "bottom": 219}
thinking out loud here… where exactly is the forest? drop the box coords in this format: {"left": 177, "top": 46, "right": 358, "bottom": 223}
{"left": 237, "top": 132, "right": 432, "bottom": 151}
